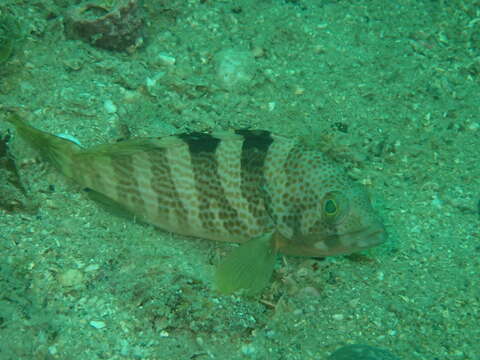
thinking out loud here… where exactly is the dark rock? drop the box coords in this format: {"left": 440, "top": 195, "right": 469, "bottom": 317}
{"left": 64, "top": 0, "right": 144, "bottom": 52}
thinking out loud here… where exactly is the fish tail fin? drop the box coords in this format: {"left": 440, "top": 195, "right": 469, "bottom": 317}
{"left": 6, "top": 112, "right": 82, "bottom": 178}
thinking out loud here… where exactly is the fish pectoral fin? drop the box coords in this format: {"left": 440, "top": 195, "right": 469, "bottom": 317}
{"left": 215, "top": 232, "right": 277, "bottom": 296}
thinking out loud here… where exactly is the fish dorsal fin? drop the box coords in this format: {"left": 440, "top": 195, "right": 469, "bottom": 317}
{"left": 81, "top": 138, "right": 160, "bottom": 156}
{"left": 75, "top": 136, "right": 188, "bottom": 162}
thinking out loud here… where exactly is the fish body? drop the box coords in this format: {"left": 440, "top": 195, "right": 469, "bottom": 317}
{"left": 6, "top": 113, "right": 387, "bottom": 294}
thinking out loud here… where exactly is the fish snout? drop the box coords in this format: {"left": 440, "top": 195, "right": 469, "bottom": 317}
{"left": 312, "top": 220, "right": 387, "bottom": 256}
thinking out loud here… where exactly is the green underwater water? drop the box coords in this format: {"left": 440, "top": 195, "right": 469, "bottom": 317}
{"left": 1, "top": 0, "right": 479, "bottom": 359}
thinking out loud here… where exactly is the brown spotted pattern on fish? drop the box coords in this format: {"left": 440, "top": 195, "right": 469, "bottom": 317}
{"left": 5, "top": 113, "right": 387, "bottom": 261}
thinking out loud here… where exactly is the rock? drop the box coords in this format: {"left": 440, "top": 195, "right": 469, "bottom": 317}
{"left": 58, "top": 268, "right": 84, "bottom": 288}
{"left": 64, "top": 0, "right": 144, "bottom": 52}
{"left": 215, "top": 48, "right": 255, "bottom": 91}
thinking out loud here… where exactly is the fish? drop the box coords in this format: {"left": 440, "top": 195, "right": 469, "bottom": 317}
{"left": 5, "top": 112, "right": 387, "bottom": 295}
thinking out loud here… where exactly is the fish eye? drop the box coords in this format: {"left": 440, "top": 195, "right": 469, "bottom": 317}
{"left": 324, "top": 199, "right": 337, "bottom": 216}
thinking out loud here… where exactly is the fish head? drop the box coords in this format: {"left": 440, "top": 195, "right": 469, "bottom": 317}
{"left": 279, "top": 183, "right": 387, "bottom": 257}
{"left": 311, "top": 184, "right": 387, "bottom": 256}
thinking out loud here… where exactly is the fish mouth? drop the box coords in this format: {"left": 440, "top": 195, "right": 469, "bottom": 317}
{"left": 280, "top": 223, "right": 388, "bottom": 257}
{"left": 361, "top": 225, "right": 387, "bottom": 246}
{"left": 312, "top": 224, "right": 387, "bottom": 256}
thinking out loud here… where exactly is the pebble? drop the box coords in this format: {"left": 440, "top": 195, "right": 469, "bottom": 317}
{"left": 58, "top": 269, "right": 84, "bottom": 288}
{"left": 157, "top": 53, "right": 176, "bottom": 66}
{"left": 241, "top": 343, "right": 256, "bottom": 356}
{"left": 332, "top": 313, "right": 344, "bottom": 321}
{"left": 90, "top": 320, "right": 106, "bottom": 329}
{"left": 215, "top": 48, "right": 255, "bottom": 90}
{"left": 84, "top": 263, "right": 100, "bottom": 272}
{"left": 48, "top": 345, "right": 57, "bottom": 355}
{"left": 104, "top": 99, "right": 117, "bottom": 114}
{"left": 57, "top": 133, "right": 82, "bottom": 146}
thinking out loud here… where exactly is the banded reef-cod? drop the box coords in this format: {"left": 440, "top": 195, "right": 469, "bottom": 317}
{"left": 5, "top": 112, "right": 387, "bottom": 295}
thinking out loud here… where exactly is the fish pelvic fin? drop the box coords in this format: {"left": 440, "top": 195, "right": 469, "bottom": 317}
{"left": 6, "top": 112, "right": 82, "bottom": 178}
{"left": 215, "top": 232, "right": 278, "bottom": 296}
